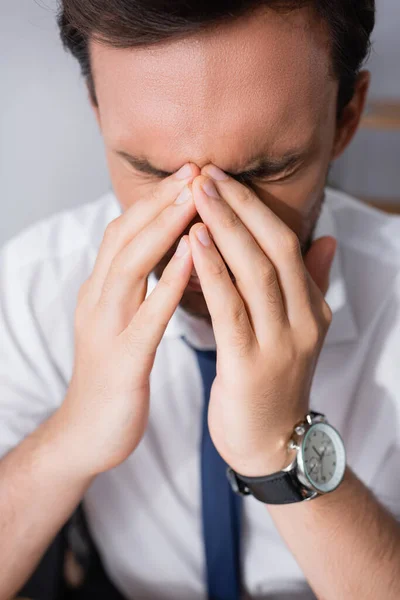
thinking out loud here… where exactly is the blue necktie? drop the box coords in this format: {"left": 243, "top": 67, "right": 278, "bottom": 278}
{"left": 194, "top": 347, "right": 242, "bottom": 600}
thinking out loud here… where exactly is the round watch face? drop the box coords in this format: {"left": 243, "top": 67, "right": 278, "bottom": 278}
{"left": 300, "top": 422, "right": 346, "bottom": 493}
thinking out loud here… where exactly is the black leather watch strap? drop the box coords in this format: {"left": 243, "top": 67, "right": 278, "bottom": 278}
{"left": 233, "top": 468, "right": 307, "bottom": 505}
{"left": 227, "top": 411, "right": 327, "bottom": 505}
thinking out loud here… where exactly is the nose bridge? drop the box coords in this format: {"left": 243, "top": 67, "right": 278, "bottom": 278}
{"left": 177, "top": 111, "right": 257, "bottom": 174}
{"left": 191, "top": 158, "right": 211, "bottom": 170}
{"left": 176, "top": 117, "right": 233, "bottom": 172}
{"left": 179, "top": 140, "right": 219, "bottom": 172}
{"left": 180, "top": 150, "right": 229, "bottom": 174}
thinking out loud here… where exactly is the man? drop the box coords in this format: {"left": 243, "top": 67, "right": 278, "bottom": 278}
{"left": 1, "top": 0, "right": 400, "bottom": 598}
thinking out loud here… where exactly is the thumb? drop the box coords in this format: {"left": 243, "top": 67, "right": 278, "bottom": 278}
{"left": 304, "top": 236, "right": 337, "bottom": 297}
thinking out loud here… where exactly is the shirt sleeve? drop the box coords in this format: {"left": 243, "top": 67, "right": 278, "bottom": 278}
{"left": 0, "top": 242, "right": 65, "bottom": 459}
{"left": 369, "top": 443, "right": 400, "bottom": 522}
{"left": 366, "top": 273, "right": 400, "bottom": 523}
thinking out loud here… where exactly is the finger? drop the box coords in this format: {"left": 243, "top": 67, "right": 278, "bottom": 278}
{"left": 304, "top": 236, "right": 336, "bottom": 327}
{"left": 304, "top": 236, "right": 337, "bottom": 298}
{"left": 192, "top": 176, "right": 287, "bottom": 340}
{"left": 90, "top": 163, "right": 199, "bottom": 300}
{"left": 201, "top": 165, "right": 311, "bottom": 326}
{"left": 98, "top": 185, "right": 196, "bottom": 333}
{"left": 121, "top": 236, "right": 193, "bottom": 366}
{"left": 188, "top": 223, "right": 255, "bottom": 353}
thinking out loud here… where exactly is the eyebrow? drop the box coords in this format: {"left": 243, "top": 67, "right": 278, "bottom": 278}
{"left": 116, "top": 149, "right": 309, "bottom": 181}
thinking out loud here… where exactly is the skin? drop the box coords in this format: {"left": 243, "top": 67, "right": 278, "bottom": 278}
{"left": 3, "top": 6, "right": 399, "bottom": 600}
{"left": 86, "top": 9, "right": 400, "bottom": 600}
{"left": 89, "top": 5, "right": 369, "bottom": 320}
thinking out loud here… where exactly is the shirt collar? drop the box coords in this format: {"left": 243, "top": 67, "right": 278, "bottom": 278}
{"left": 146, "top": 274, "right": 217, "bottom": 350}
{"left": 139, "top": 190, "right": 357, "bottom": 350}
{"left": 313, "top": 194, "right": 358, "bottom": 346}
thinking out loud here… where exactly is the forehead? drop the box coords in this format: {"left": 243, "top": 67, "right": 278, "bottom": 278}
{"left": 90, "top": 6, "right": 335, "bottom": 169}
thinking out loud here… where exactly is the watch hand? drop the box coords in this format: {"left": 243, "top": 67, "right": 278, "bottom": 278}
{"left": 312, "top": 445, "right": 322, "bottom": 458}
{"left": 321, "top": 446, "right": 331, "bottom": 462}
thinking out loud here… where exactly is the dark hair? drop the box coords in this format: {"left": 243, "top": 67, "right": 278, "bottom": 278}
{"left": 58, "top": 0, "right": 375, "bottom": 115}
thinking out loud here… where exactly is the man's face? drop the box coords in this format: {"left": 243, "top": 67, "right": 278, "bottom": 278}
{"left": 90, "top": 7, "right": 346, "bottom": 319}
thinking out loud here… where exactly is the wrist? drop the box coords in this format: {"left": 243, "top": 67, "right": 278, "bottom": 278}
{"left": 47, "top": 407, "right": 99, "bottom": 481}
{"left": 228, "top": 410, "right": 314, "bottom": 478}
{"left": 229, "top": 411, "right": 347, "bottom": 506}
{"left": 231, "top": 437, "right": 297, "bottom": 478}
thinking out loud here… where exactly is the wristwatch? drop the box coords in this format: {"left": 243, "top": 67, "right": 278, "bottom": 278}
{"left": 226, "top": 410, "right": 346, "bottom": 504}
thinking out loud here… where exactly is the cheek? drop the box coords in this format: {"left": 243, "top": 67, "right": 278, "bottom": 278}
{"left": 105, "top": 151, "right": 156, "bottom": 211}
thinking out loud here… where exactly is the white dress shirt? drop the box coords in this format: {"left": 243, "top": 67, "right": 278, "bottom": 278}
{"left": 1, "top": 188, "right": 400, "bottom": 599}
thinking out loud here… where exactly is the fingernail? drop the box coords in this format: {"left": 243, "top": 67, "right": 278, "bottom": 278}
{"left": 196, "top": 226, "right": 211, "bottom": 247}
{"left": 205, "top": 165, "right": 228, "bottom": 181}
{"left": 175, "top": 237, "right": 189, "bottom": 257}
{"left": 202, "top": 179, "right": 219, "bottom": 199}
{"left": 175, "top": 164, "right": 193, "bottom": 180}
{"left": 174, "top": 186, "right": 192, "bottom": 204}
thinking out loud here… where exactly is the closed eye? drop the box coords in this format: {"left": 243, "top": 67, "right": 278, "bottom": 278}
{"left": 116, "top": 147, "right": 311, "bottom": 184}
{"left": 234, "top": 163, "right": 303, "bottom": 186}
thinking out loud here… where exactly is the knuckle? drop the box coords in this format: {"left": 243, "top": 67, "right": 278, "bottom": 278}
{"left": 148, "top": 184, "right": 159, "bottom": 202}
{"left": 303, "top": 319, "right": 321, "bottom": 352}
{"left": 158, "top": 272, "right": 175, "bottom": 293}
{"left": 259, "top": 262, "right": 278, "bottom": 290}
{"left": 221, "top": 209, "right": 241, "bottom": 231}
{"left": 231, "top": 301, "right": 247, "bottom": 325}
{"left": 265, "top": 287, "right": 285, "bottom": 322}
{"left": 209, "top": 259, "right": 227, "bottom": 279}
{"left": 109, "top": 253, "right": 131, "bottom": 279}
{"left": 230, "top": 313, "right": 253, "bottom": 356}
{"left": 241, "top": 185, "right": 255, "bottom": 205}
{"left": 234, "top": 335, "right": 254, "bottom": 358}
{"left": 109, "top": 249, "right": 144, "bottom": 282}
{"left": 279, "top": 230, "right": 301, "bottom": 256}
{"left": 257, "top": 263, "right": 285, "bottom": 321}
{"left": 103, "top": 217, "right": 121, "bottom": 245}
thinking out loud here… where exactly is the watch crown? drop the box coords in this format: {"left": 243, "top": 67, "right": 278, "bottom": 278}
{"left": 288, "top": 439, "right": 299, "bottom": 450}
{"left": 294, "top": 425, "right": 306, "bottom": 435}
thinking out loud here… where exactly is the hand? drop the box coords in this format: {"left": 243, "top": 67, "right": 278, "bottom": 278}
{"left": 59, "top": 163, "right": 199, "bottom": 476}
{"left": 188, "top": 167, "right": 336, "bottom": 477}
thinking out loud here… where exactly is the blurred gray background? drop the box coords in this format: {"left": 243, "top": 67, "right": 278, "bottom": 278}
{"left": 1, "top": 0, "right": 400, "bottom": 246}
